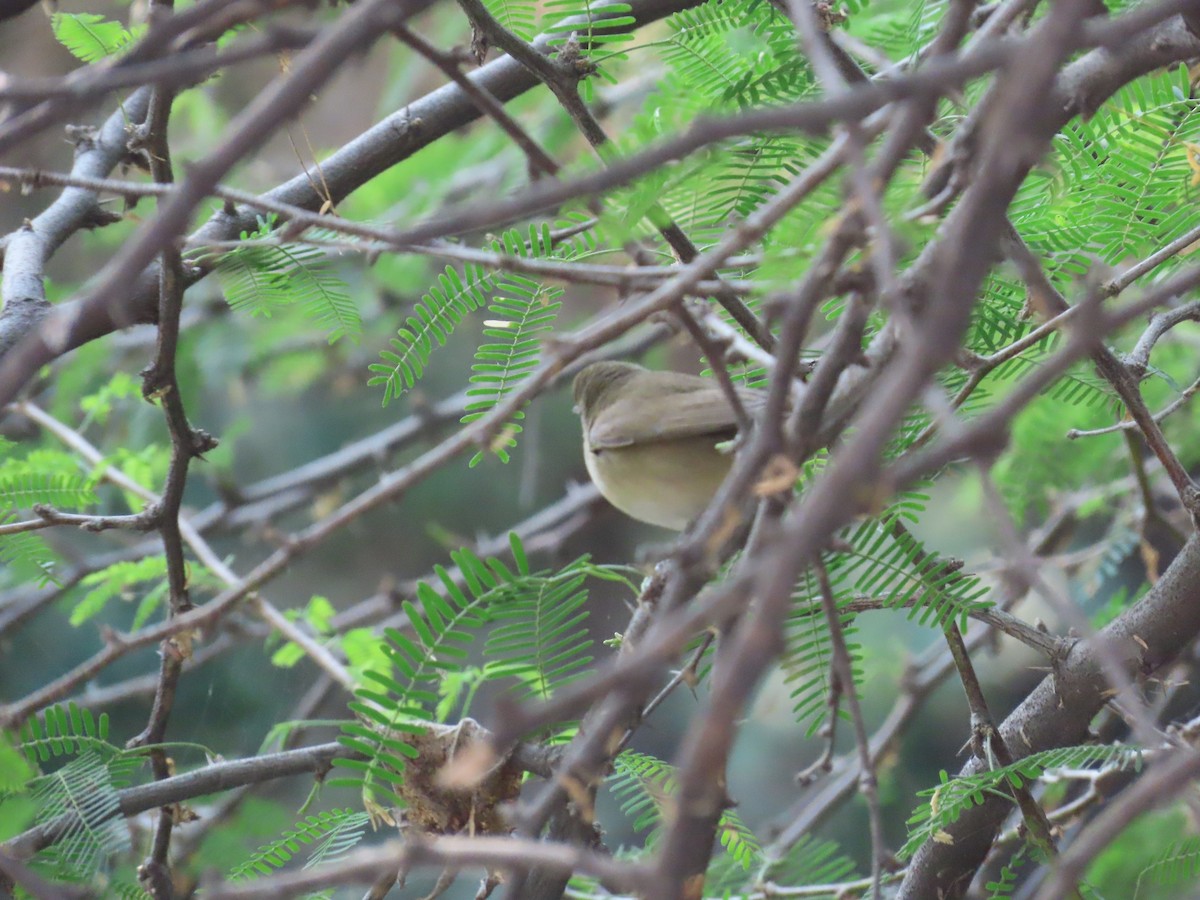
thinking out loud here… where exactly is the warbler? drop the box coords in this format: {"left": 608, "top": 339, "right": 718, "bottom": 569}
{"left": 572, "top": 361, "right": 763, "bottom": 530}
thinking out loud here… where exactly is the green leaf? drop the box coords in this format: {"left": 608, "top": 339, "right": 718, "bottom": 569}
{"left": 484, "top": 0, "right": 537, "bottom": 39}
{"left": 903, "top": 745, "right": 1143, "bottom": 859}
{"left": 73, "top": 557, "right": 168, "bottom": 626}
{"left": 211, "top": 219, "right": 361, "bottom": 344}
{"left": 461, "top": 273, "right": 562, "bottom": 465}
{"left": 368, "top": 263, "right": 493, "bottom": 404}
{"left": 0, "top": 473, "right": 97, "bottom": 511}
{"left": 230, "top": 809, "right": 369, "bottom": 880}
{"left": 51, "top": 13, "right": 143, "bottom": 63}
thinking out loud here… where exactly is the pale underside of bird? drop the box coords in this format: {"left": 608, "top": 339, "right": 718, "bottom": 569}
{"left": 575, "top": 362, "right": 765, "bottom": 530}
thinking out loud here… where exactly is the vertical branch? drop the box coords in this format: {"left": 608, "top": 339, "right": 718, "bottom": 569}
{"left": 889, "top": 517, "right": 1064, "bottom": 882}
{"left": 941, "top": 622, "right": 1063, "bottom": 865}
{"left": 126, "top": 5, "right": 217, "bottom": 893}
{"left": 814, "top": 560, "right": 888, "bottom": 897}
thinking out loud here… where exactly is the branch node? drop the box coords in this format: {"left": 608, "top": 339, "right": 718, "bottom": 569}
{"left": 64, "top": 124, "right": 98, "bottom": 152}
{"left": 140, "top": 501, "right": 165, "bottom": 528}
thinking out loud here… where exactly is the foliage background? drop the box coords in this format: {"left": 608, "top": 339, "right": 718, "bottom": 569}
{"left": 3, "top": 0, "right": 1200, "bottom": 898}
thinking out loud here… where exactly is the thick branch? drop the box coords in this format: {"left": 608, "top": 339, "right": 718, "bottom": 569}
{"left": 900, "top": 535, "right": 1200, "bottom": 897}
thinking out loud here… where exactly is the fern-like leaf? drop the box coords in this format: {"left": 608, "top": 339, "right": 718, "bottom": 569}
{"left": 461, "top": 276, "right": 562, "bottom": 465}
{"left": 903, "top": 744, "right": 1143, "bottom": 859}
{"left": 334, "top": 535, "right": 615, "bottom": 807}
{"left": 30, "top": 750, "right": 130, "bottom": 879}
{"left": 829, "top": 518, "right": 990, "bottom": 627}
{"left": 231, "top": 809, "right": 369, "bottom": 879}
{"left": 483, "top": 554, "right": 593, "bottom": 701}
{"left": 51, "top": 13, "right": 143, "bottom": 62}
{"left": 20, "top": 703, "right": 115, "bottom": 765}
{"left": 368, "top": 263, "right": 493, "bottom": 404}
{"left": 542, "top": 0, "right": 635, "bottom": 53}
{"left": 214, "top": 224, "right": 360, "bottom": 344}
{"left": 610, "top": 750, "right": 762, "bottom": 870}
{"left": 70, "top": 557, "right": 167, "bottom": 627}
{"left": 782, "top": 567, "right": 863, "bottom": 736}
{"left": 1136, "top": 836, "right": 1200, "bottom": 898}
{"left": 333, "top": 549, "right": 499, "bottom": 805}
{"left": 754, "top": 833, "right": 860, "bottom": 892}
{"left": 0, "top": 473, "right": 97, "bottom": 511}
{"left": 19, "top": 708, "right": 143, "bottom": 882}
{"left": 369, "top": 220, "right": 591, "bottom": 405}
{"left": 483, "top": 0, "right": 537, "bottom": 39}
{"left": 986, "top": 845, "right": 1032, "bottom": 899}
{"left": 0, "top": 521, "right": 59, "bottom": 587}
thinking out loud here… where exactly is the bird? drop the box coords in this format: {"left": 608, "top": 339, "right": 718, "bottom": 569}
{"left": 571, "top": 361, "right": 764, "bottom": 530}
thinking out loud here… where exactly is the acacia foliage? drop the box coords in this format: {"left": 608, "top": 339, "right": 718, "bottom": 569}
{"left": 2, "top": 0, "right": 1200, "bottom": 899}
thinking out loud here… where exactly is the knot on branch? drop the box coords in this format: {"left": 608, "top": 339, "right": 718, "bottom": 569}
{"left": 468, "top": 26, "right": 489, "bottom": 66}
{"left": 0, "top": 295, "right": 51, "bottom": 358}
{"left": 554, "top": 33, "right": 596, "bottom": 79}
{"left": 814, "top": 1, "right": 847, "bottom": 30}
{"left": 955, "top": 348, "right": 988, "bottom": 372}
{"left": 190, "top": 428, "right": 219, "bottom": 456}
{"left": 64, "top": 124, "right": 98, "bottom": 152}
{"left": 138, "top": 501, "right": 164, "bottom": 529}
{"left": 79, "top": 204, "right": 123, "bottom": 231}
{"left": 139, "top": 362, "right": 170, "bottom": 402}
{"left": 1181, "top": 483, "right": 1200, "bottom": 528}
{"left": 113, "top": 124, "right": 154, "bottom": 172}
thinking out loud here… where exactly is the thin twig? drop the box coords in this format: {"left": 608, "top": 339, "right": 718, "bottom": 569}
{"left": 814, "top": 561, "right": 888, "bottom": 897}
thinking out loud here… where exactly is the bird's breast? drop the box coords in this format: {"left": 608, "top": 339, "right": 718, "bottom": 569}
{"left": 583, "top": 436, "right": 733, "bottom": 530}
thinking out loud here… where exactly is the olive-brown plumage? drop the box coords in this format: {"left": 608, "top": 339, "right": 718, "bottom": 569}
{"left": 571, "top": 361, "right": 763, "bottom": 530}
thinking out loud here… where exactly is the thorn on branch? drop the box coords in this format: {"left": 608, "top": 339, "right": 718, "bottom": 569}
{"left": 190, "top": 427, "right": 219, "bottom": 456}
{"left": 969, "top": 1, "right": 999, "bottom": 30}
{"left": 139, "top": 362, "right": 171, "bottom": 402}
{"left": 476, "top": 871, "right": 502, "bottom": 899}
{"left": 127, "top": 121, "right": 153, "bottom": 151}
{"left": 390, "top": 110, "right": 423, "bottom": 141}
{"left": 80, "top": 204, "right": 124, "bottom": 230}
{"left": 137, "top": 859, "right": 173, "bottom": 899}
{"left": 8, "top": 173, "right": 37, "bottom": 195}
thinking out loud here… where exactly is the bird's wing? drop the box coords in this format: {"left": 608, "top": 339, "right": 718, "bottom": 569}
{"left": 587, "top": 385, "right": 764, "bottom": 450}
